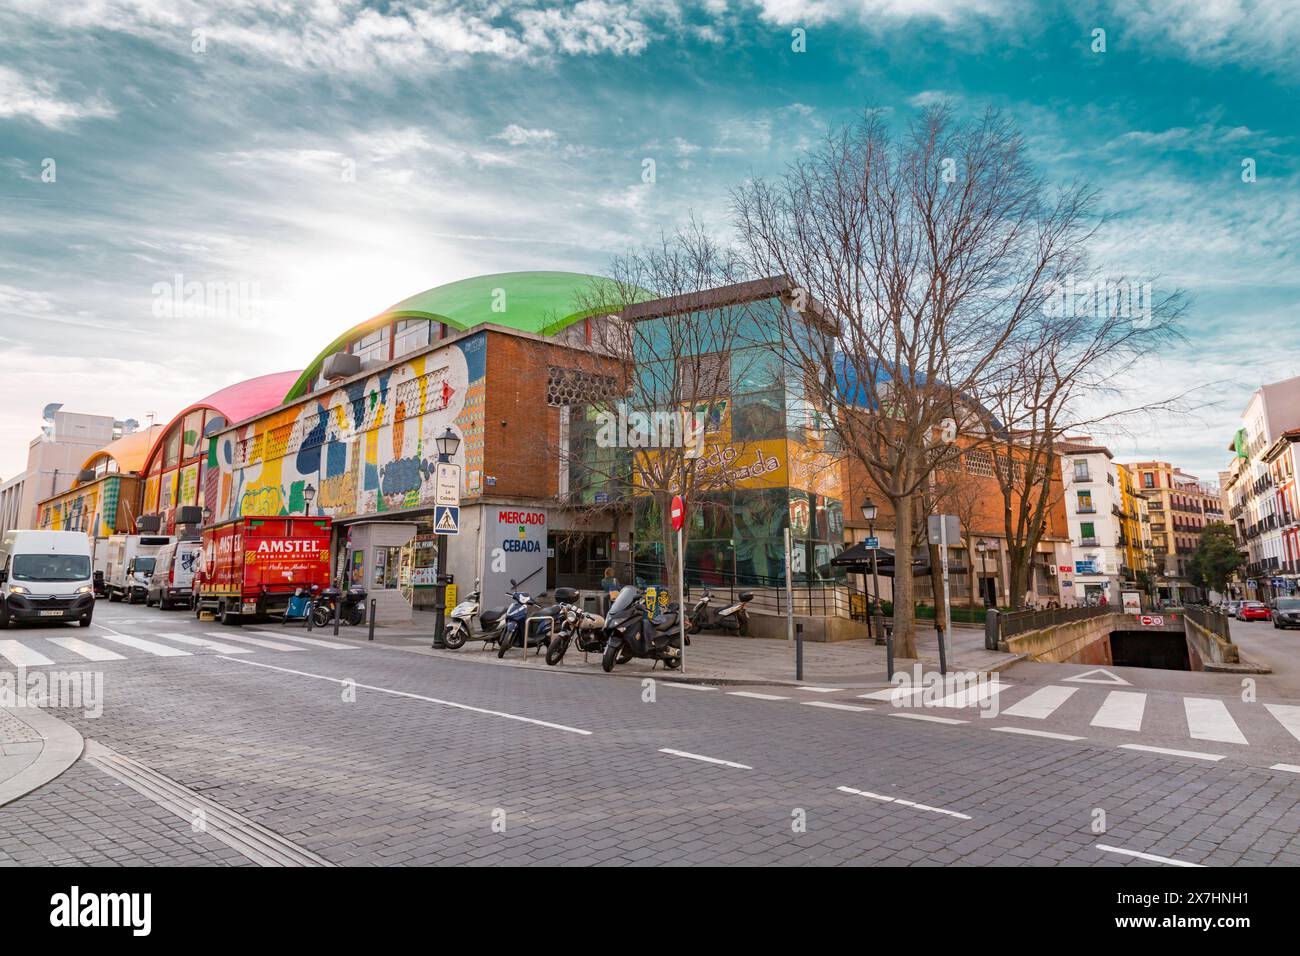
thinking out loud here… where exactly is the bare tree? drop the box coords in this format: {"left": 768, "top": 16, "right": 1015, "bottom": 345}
{"left": 733, "top": 105, "right": 1096, "bottom": 656}
{"left": 971, "top": 274, "right": 1188, "bottom": 607}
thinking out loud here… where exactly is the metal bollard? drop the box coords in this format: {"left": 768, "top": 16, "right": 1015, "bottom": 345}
{"left": 306, "top": 598, "right": 314, "bottom": 632}
{"left": 368, "top": 599, "right": 376, "bottom": 641}
{"left": 333, "top": 591, "right": 341, "bottom": 636}
{"left": 795, "top": 621, "right": 804, "bottom": 682}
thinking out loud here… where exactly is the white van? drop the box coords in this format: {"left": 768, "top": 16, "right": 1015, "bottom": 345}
{"left": 0, "top": 530, "right": 95, "bottom": 628}
{"left": 146, "top": 539, "right": 202, "bottom": 610}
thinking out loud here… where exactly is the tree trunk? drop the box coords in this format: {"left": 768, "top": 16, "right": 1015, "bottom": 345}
{"left": 891, "top": 492, "right": 917, "bottom": 658}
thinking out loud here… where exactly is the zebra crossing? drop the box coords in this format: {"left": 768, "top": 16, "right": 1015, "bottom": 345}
{"left": 856, "top": 679, "right": 1300, "bottom": 759}
{"left": 0, "top": 629, "right": 357, "bottom": 666}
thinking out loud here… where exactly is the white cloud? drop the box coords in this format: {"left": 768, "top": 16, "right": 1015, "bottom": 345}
{"left": 0, "top": 66, "right": 115, "bottom": 128}
{"left": 751, "top": 0, "right": 1010, "bottom": 27}
{"left": 1109, "top": 0, "right": 1300, "bottom": 71}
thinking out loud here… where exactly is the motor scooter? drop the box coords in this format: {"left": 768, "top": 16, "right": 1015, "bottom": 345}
{"left": 495, "top": 589, "right": 557, "bottom": 658}
{"left": 444, "top": 582, "right": 507, "bottom": 650}
{"left": 686, "top": 588, "right": 753, "bottom": 636}
{"left": 601, "top": 585, "right": 682, "bottom": 672}
{"left": 310, "top": 584, "right": 368, "bottom": 627}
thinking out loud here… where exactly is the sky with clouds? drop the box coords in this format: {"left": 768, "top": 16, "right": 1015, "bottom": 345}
{"left": 0, "top": 0, "right": 1296, "bottom": 482}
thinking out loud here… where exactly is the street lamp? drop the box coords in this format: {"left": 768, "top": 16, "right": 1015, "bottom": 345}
{"left": 302, "top": 483, "right": 316, "bottom": 515}
{"left": 431, "top": 427, "right": 461, "bottom": 649}
{"left": 976, "top": 539, "right": 989, "bottom": 606}
{"left": 860, "top": 499, "right": 884, "bottom": 658}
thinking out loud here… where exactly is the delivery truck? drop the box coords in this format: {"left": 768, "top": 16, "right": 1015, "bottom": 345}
{"left": 194, "top": 516, "right": 332, "bottom": 625}
{"left": 104, "top": 534, "right": 173, "bottom": 604}
{"left": 0, "top": 529, "right": 96, "bottom": 628}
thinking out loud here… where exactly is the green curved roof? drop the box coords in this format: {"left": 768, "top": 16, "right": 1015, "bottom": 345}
{"left": 285, "top": 271, "right": 637, "bottom": 401}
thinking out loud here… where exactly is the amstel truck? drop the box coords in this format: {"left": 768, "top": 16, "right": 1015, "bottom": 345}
{"left": 193, "top": 516, "right": 332, "bottom": 625}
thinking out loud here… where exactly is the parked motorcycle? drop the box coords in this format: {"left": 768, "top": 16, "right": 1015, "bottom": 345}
{"left": 687, "top": 588, "right": 753, "bottom": 636}
{"left": 310, "top": 584, "right": 368, "bottom": 627}
{"left": 495, "top": 589, "right": 556, "bottom": 658}
{"left": 444, "top": 584, "right": 507, "bottom": 650}
{"left": 601, "top": 585, "right": 682, "bottom": 672}
{"left": 544, "top": 587, "right": 606, "bottom": 666}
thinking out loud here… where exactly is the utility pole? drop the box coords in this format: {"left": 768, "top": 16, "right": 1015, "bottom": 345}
{"left": 431, "top": 428, "right": 462, "bottom": 649}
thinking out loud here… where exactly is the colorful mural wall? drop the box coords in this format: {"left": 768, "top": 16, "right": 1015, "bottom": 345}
{"left": 35, "top": 475, "right": 129, "bottom": 539}
{"left": 213, "top": 333, "right": 487, "bottom": 522}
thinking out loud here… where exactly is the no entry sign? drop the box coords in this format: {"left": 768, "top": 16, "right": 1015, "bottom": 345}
{"left": 670, "top": 495, "right": 685, "bottom": 531}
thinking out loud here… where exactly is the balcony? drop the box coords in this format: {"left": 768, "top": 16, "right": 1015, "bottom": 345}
{"left": 1076, "top": 506, "right": 1097, "bottom": 514}
{"left": 1081, "top": 537, "right": 1099, "bottom": 547}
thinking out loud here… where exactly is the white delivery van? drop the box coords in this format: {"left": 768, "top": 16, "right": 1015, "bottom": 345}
{"left": 146, "top": 539, "right": 202, "bottom": 610}
{"left": 0, "top": 530, "right": 96, "bottom": 628}
{"left": 104, "top": 534, "right": 172, "bottom": 604}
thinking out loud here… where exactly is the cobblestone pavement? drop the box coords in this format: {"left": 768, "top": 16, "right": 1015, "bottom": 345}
{"left": 2, "top": 602, "right": 1299, "bottom": 866}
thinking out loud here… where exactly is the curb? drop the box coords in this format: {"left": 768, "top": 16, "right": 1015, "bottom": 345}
{"left": 0, "top": 706, "right": 85, "bottom": 808}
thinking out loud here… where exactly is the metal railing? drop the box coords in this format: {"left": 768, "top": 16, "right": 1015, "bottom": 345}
{"left": 986, "top": 604, "right": 1114, "bottom": 649}
{"left": 1183, "top": 604, "right": 1233, "bottom": 643}
{"left": 614, "top": 559, "right": 861, "bottom": 619}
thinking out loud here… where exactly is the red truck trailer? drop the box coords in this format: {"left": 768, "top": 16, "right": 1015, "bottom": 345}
{"left": 194, "top": 516, "right": 332, "bottom": 625}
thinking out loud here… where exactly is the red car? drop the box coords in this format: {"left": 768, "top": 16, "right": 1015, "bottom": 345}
{"left": 1239, "top": 601, "right": 1271, "bottom": 622}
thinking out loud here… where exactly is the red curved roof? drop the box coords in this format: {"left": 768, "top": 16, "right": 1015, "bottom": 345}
{"left": 141, "top": 370, "right": 300, "bottom": 473}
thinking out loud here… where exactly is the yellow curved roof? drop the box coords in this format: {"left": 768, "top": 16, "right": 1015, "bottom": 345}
{"left": 77, "top": 425, "right": 164, "bottom": 481}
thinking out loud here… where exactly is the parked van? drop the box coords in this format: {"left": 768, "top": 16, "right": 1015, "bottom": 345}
{"left": 104, "top": 534, "right": 172, "bottom": 604}
{"left": 0, "top": 530, "right": 95, "bottom": 628}
{"left": 146, "top": 539, "right": 202, "bottom": 610}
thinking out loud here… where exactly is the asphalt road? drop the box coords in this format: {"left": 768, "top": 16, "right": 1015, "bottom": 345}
{"left": 2, "top": 600, "right": 1299, "bottom": 866}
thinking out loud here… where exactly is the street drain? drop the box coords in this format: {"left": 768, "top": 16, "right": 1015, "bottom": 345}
{"left": 83, "top": 740, "right": 333, "bottom": 867}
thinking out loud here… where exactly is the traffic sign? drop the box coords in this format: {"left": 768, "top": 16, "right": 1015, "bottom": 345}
{"left": 1138, "top": 614, "right": 1164, "bottom": 626}
{"left": 435, "top": 463, "right": 461, "bottom": 507}
{"left": 670, "top": 495, "right": 685, "bottom": 532}
{"left": 434, "top": 505, "right": 460, "bottom": 535}
{"left": 864, "top": 536, "right": 880, "bottom": 549}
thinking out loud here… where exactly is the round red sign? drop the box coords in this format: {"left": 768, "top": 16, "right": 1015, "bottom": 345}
{"left": 670, "top": 495, "right": 685, "bottom": 531}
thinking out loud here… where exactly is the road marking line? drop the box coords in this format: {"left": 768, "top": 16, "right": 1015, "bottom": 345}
{"left": 1120, "top": 743, "right": 1224, "bottom": 762}
{"left": 991, "top": 726, "right": 1085, "bottom": 741}
{"left": 1002, "top": 685, "right": 1078, "bottom": 719}
{"left": 204, "top": 632, "right": 306, "bottom": 652}
{"left": 661, "top": 682, "right": 717, "bottom": 691}
{"left": 658, "top": 748, "right": 751, "bottom": 769}
{"left": 1095, "top": 844, "right": 1203, "bottom": 868}
{"left": 1090, "top": 691, "right": 1147, "bottom": 731}
{"left": 1184, "top": 697, "right": 1248, "bottom": 745}
{"left": 859, "top": 687, "right": 929, "bottom": 704}
{"left": 1270, "top": 763, "right": 1300, "bottom": 774}
{"left": 1263, "top": 703, "right": 1300, "bottom": 745}
{"left": 887, "top": 712, "right": 967, "bottom": 725}
{"left": 934, "top": 680, "right": 1014, "bottom": 708}
{"left": 217, "top": 657, "right": 593, "bottom": 735}
{"left": 1064, "top": 668, "right": 1130, "bottom": 685}
{"left": 726, "top": 691, "right": 790, "bottom": 701}
{"left": 801, "top": 701, "right": 873, "bottom": 712}
{"left": 836, "top": 785, "right": 971, "bottom": 820}
{"left": 247, "top": 631, "right": 359, "bottom": 650}
{"left": 0, "top": 640, "right": 54, "bottom": 666}
{"left": 151, "top": 633, "right": 253, "bottom": 655}
{"left": 794, "top": 686, "right": 841, "bottom": 693}
{"left": 93, "top": 633, "right": 191, "bottom": 658}
{"left": 44, "top": 637, "right": 126, "bottom": 661}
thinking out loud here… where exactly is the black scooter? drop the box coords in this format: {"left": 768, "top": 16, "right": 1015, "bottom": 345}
{"left": 601, "top": 585, "right": 682, "bottom": 672}
{"left": 687, "top": 588, "right": 753, "bottom": 636}
{"left": 310, "top": 585, "right": 368, "bottom": 627}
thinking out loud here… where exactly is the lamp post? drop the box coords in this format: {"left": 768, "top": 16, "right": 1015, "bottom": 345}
{"left": 302, "top": 483, "right": 316, "bottom": 516}
{"left": 976, "top": 539, "right": 988, "bottom": 607}
{"left": 861, "top": 498, "right": 883, "bottom": 646}
{"left": 431, "top": 427, "right": 460, "bottom": 649}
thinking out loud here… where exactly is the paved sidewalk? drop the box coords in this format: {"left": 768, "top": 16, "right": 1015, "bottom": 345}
{"left": 0, "top": 706, "right": 84, "bottom": 807}
{"left": 276, "top": 616, "right": 1021, "bottom": 687}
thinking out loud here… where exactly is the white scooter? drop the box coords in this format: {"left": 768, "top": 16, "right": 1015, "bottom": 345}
{"left": 444, "top": 584, "right": 507, "bottom": 650}
{"left": 687, "top": 588, "right": 753, "bottom": 636}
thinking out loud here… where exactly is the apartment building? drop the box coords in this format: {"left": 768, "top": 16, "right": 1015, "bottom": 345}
{"left": 1260, "top": 428, "right": 1300, "bottom": 597}
{"left": 1224, "top": 374, "right": 1300, "bottom": 601}
{"left": 1128, "top": 460, "right": 1221, "bottom": 603}
{"left": 1057, "top": 439, "right": 1126, "bottom": 603}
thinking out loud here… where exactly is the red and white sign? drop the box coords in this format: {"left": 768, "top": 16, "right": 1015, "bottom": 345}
{"left": 1058, "top": 565, "right": 1072, "bottom": 573}
{"left": 1138, "top": 615, "right": 1164, "bottom": 626}
{"left": 670, "top": 495, "right": 686, "bottom": 532}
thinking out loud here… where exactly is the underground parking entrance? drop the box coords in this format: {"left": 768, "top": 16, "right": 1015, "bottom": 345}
{"left": 987, "top": 605, "right": 1243, "bottom": 672}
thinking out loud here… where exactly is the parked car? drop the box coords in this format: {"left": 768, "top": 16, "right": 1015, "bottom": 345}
{"left": 1273, "top": 597, "right": 1300, "bottom": 630}
{"left": 1222, "top": 600, "right": 1242, "bottom": 617}
{"left": 1239, "top": 601, "right": 1271, "bottom": 622}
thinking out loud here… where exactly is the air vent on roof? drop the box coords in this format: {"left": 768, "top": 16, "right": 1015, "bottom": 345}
{"left": 176, "top": 505, "right": 203, "bottom": 526}
{"left": 137, "top": 514, "right": 162, "bottom": 533}
{"left": 322, "top": 352, "right": 362, "bottom": 382}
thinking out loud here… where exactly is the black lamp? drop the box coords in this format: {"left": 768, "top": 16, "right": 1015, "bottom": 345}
{"left": 436, "top": 427, "right": 460, "bottom": 460}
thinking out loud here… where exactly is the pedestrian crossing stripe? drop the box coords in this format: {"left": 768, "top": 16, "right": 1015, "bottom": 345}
{"left": 1063, "top": 668, "right": 1130, "bottom": 685}
{"left": 0, "top": 631, "right": 357, "bottom": 665}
